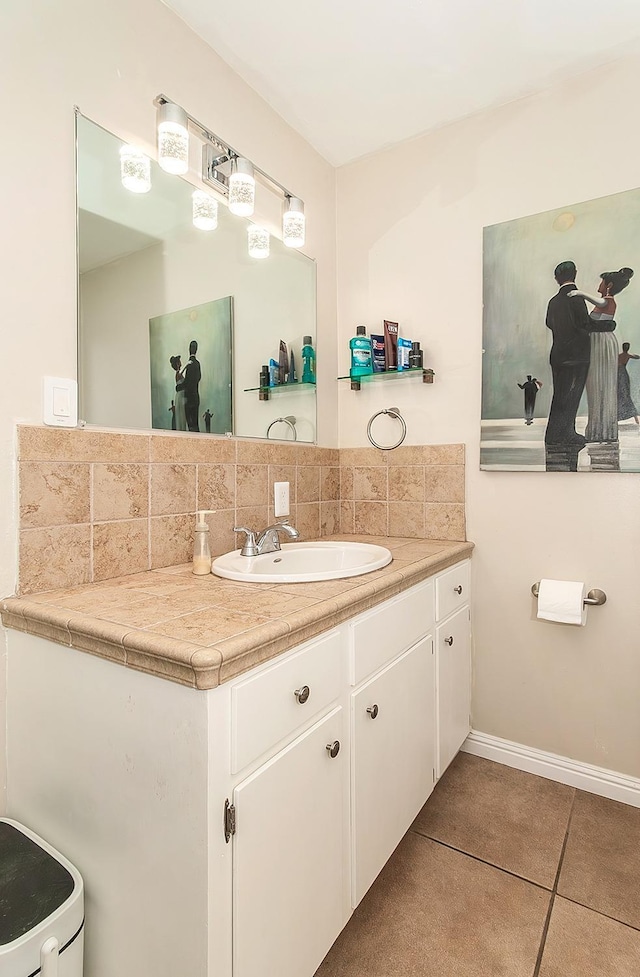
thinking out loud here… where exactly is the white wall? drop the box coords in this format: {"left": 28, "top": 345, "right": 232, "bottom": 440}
{"left": 0, "top": 0, "right": 337, "bottom": 811}
{"left": 336, "top": 56, "right": 640, "bottom": 778}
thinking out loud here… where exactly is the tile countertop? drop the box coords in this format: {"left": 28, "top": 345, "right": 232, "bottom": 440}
{"left": 1, "top": 535, "right": 473, "bottom": 690}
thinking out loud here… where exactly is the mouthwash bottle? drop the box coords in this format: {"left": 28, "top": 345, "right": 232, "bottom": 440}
{"left": 350, "top": 325, "right": 373, "bottom": 378}
{"left": 301, "top": 336, "right": 316, "bottom": 383}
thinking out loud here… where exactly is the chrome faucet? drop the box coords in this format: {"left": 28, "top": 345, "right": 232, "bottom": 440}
{"left": 233, "top": 520, "right": 299, "bottom": 557}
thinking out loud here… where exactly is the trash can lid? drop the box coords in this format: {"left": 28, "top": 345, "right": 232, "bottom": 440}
{"left": 0, "top": 821, "right": 75, "bottom": 946}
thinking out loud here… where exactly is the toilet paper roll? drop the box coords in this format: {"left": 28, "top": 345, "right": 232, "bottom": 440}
{"left": 536, "top": 578, "right": 587, "bottom": 626}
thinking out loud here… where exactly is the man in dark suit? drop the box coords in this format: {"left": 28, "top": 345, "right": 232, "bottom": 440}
{"left": 545, "top": 261, "right": 592, "bottom": 446}
{"left": 183, "top": 339, "right": 201, "bottom": 432}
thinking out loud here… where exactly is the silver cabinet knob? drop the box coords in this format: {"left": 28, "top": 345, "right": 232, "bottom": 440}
{"left": 454, "top": 585, "right": 463, "bottom": 595}
{"left": 366, "top": 704, "right": 379, "bottom": 720}
{"left": 294, "top": 685, "right": 310, "bottom": 704}
{"left": 444, "top": 635, "right": 454, "bottom": 646}
{"left": 325, "top": 740, "right": 340, "bottom": 758}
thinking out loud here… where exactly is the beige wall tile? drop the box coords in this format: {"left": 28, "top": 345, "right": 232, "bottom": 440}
{"left": 20, "top": 462, "right": 90, "bottom": 528}
{"left": 297, "top": 465, "right": 321, "bottom": 503}
{"left": 150, "top": 432, "right": 235, "bottom": 463}
{"left": 205, "top": 509, "right": 237, "bottom": 558}
{"left": 354, "top": 501, "right": 388, "bottom": 536}
{"left": 340, "top": 500, "right": 355, "bottom": 534}
{"left": 236, "top": 440, "right": 273, "bottom": 464}
{"left": 354, "top": 466, "right": 388, "bottom": 501}
{"left": 424, "top": 466, "right": 465, "bottom": 503}
{"left": 93, "top": 464, "right": 149, "bottom": 521}
{"left": 296, "top": 502, "right": 321, "bottom": 540}
{"left": 197, "top": 464, "right": 236, "bottom": 510}
{"left": 265, "top": 443, "right": 298, "bottom": 466}
{"left": 18, "top": 426, "right": 149, "bottom": 463}
{"left": 269, "top": 465, "right": 297, "bottom": 506}
{"left": 150, "top": 464, "right": 197, "bottom": 516}
{"left": 234, "top": 505, "right": 269, "bottom": 534}
{"left": 236, "top": 465, "right": 268, "bottom": 507}
{"left": 424, "top": 503, "right": 466, "bottom": 541}
{"left": 320, "top": 501, "right": 340, "bottom": 536}
{"left": 385, "top": 444, "right": 464, "bottom": 465}
{"left": 19, "top": 525, "right": 91, "bottom": 595}
{"left": 93, "top": 520, "right": 149, "bottom": 581}
{"left": 321, "top": 466, "right": 340, "bottom": 501}
{"left": 340, "top": 466, "right": 354, "bottom": 499}
{"left": 388, "top": 466, "right": 424, "bottom": 502}
{"left": 341, "top": 446, "right": 387, "bottom": 466}
{"left": 150, "top": 513, "right": 194, "bottom": 569}
{"left": 388, "top": 502, "right": 425, "bottom": 538}
{"left": 295, "top": 445, "right": 324, "bottom": 466}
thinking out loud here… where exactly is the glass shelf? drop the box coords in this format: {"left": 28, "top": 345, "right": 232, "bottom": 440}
{"left": 243, "top": 379, "right": 316, "bottom": 400}
{"left": 337, "top": 368, "right": 434, "bottom": 391}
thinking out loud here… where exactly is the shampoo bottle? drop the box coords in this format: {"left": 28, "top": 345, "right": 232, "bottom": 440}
{"left": 193, "top": 510, "right": 214, "bottom": 575}
{"left": 301, "top": 336, "right": 316, "bottom": 383}
{"left": 350, "top": 325, "right": 373, "bottom": 378}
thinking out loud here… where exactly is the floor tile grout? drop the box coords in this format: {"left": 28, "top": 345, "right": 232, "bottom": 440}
{"left": 556, "top": 894, "right": 640, "bottom": 934}
{"left": 532, "top": 788, "right": 576, "bottom": 977}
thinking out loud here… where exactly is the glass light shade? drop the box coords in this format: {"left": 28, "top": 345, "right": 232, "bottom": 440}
{"left": 120, "top": 146, "right": 151, "bottom": 193}
{"left": 157, "top": 102, "right": 189, "bottom": 175}
{"left": 283, "top": 196, "right": 305, "bottom": 247}
{"left": 248, "top": 225, "right": 270, "bottom": 259}
{"left": 229, "top": 158, "right": 255, "bottom": 216}
{"left": 192, "top": 190, "right": 218, "bottom": 230}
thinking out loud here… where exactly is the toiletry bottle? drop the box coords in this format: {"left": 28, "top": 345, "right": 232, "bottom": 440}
{"left": 383, "top": 320, "right": 398, "bottom": 369}
{"left": 259, "top": 364, "right": 270, "bottom": 401}
{"left": 288, "top": 349, "right": 297, "bottom": 383}
{"left": 301, "top": 336, "right": 316, "bottom": 383}
{"left": 279, "top": 340, "right": 289, "bottom": 384}
{"left": 350, "top": 325, "right": 373, "bottom": 378}
{"left": 409, "top": 342, "right": 423, "bottom": 369}
{"left": 397, "top": 337, "right": 412, "bottom": 371}
{"left": 193, "top": 510, "right": 214, "bottom": 575}
{"left": 269, "top": 358, "right": 279, "bottom": 386}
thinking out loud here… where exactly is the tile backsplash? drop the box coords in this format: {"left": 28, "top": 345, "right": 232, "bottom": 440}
{"left": 16, "top": 426, "right": 465, "bottom": 595}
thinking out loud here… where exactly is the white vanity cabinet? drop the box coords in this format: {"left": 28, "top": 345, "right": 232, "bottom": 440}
{"left": 5, "top": 560, "right": 471, "bottom": 977}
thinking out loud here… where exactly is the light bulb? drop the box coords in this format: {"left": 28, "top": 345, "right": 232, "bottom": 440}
{"left": 157, "top": 102, "right": 189, "bottom": 175}
{"left": 248, "top": 225, "right": 270, "bottom": 259}
{"left": 283, "top": 196, "right": 305, "bottom": 248}
{"left": 120, "top": 146, "right": 151, "bottom": 193}
{"left": 229, "top": 158, "right": 255, "bottom": 216}
{"left": 192, "top": 190, "right": 218, "bottom": 230}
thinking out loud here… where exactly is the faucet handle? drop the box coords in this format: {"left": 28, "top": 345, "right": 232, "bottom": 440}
{"left": 233, "top": 526, "right": 259, "bottom": 557}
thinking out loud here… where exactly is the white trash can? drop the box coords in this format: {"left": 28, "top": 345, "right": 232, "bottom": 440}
{"left": 0, "top": 819, "right": 84, "bottom": 977}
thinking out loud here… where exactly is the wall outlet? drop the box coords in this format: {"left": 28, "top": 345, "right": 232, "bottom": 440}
{"left": 274, "top": 481, "right": 290, "bottom": 518}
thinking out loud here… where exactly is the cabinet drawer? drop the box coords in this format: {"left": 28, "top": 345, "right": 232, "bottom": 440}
{"left": 435, "top": 561, "right": 470, "bottom": 622}
{"left": 231, "top": 630, "right": 343, "bottom": 773}
{"left": 351, "top": 579, "right": 434, "bottom": 686}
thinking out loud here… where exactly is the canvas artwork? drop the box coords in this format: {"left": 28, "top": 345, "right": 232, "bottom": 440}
{"left": 481, "top": 187, "right": 640, "bottom": 472}
{"left": 149, "top": 297, "right": 233, "bottom": 436}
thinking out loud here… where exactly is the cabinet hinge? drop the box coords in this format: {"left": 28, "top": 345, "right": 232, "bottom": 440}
{"left": 224, "top": 799, "right": 236, "bottom": 843}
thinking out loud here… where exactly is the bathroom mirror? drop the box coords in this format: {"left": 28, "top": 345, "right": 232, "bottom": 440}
{"left": 76, "top": 113, "right": 317, "bottom": 442}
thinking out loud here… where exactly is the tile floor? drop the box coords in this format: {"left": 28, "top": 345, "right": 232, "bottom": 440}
{"left": 315, "top": 753, "right": 640, "bottom": 976}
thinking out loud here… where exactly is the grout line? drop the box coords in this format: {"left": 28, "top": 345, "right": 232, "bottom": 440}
{"left": 555, "top": 895, "right": 640, "bottom": 934}
{"left": 531, "top": 790, "right": 577, "bottom": 977}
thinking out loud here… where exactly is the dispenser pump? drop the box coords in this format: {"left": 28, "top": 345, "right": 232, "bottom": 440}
{"left": 193, "top": 510, "right": 215, "bottom": 575}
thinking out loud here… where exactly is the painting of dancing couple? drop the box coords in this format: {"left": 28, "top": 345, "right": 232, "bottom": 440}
{"left": 481, "top": 185, "right": 640, "bottom": 472}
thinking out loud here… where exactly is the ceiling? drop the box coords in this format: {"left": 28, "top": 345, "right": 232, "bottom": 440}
{"left": 163, "top": 0, "right": 640, "bottom": 166}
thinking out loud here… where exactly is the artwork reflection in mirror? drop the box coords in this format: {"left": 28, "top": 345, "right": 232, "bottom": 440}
{"left": 77, "top": 113, "right": 317, "bottom": 441}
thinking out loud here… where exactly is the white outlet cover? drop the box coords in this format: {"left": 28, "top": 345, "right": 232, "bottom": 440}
{"left": 274, "top": 481, "right": 290, "bottom": 517}
{"left": 43, "top": 376, "right": 78, "bottom": 427}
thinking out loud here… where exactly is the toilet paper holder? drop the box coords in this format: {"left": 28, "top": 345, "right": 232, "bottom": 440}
{"left": 531, "top": 582, "right": 607, "bottom": 606}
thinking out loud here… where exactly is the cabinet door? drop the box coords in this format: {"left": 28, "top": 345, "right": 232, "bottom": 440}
{"left": 352, "top": 636, "right": 435, "bottom": 907}
{"left": 436, "top": 605, "right": 471, "bottom": 777}
{"left": 232, "top": 707, "right": 347, "bottom": 977}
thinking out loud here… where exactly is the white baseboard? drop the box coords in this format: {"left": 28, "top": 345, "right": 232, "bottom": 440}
{"left": 462, "top": 730, "right": 640, "bottom": 809}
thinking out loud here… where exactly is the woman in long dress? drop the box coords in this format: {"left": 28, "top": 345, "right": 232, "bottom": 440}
{"left": 618, "top": 342, "right": 640, "bottom": 425}
{"left": 169, "top": 355, "right": 187, "bottom": 431}
{"left": 570, "top": 267, "right": 634, "bottom": 442}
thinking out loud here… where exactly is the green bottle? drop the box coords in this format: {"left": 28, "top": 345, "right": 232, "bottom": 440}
{"left": 349, "top": 325, "right": 373, "bottom": 377}
{"left": 301, "top": 336, "right": 316, "bottom": 383}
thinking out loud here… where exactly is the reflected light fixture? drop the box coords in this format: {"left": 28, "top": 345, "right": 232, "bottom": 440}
{"left": 120, "top": 146, "right": 151, "bottom": 193}
{"left": 192, "top": 190, "right": 218, "bottom": 230}
{"left": 229, "top": 158, "right": 255, "bottom": 217}
{"left": 248, "top": 225, "right": 270, "bottom": 259}
{"left": 283, "top": 196, "right": 305, "bottom": 248}
{"left": 157, "top": 101, "right": 189, "bottom": 175}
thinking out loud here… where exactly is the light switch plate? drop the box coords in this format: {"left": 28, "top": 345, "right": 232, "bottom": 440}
{"left": 274, "top": 481, "right": 290, "bottom": 518}
{"left": 43, "top": 376, "right": 78, "bottom": 427}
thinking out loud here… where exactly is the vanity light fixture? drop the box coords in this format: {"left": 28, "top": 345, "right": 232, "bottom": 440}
{"left": 120, "top": 146, "right": 151, "bottom": 193}
{"left": 154, "top": 95, "right": 307, "bottom": 252}
{"left": 248, "top": 224, "right": 270, "bottom": 259}
{"left": 192, "top": 190, "right": 218, "bottom": 230}
{"left": 228, "top": 158, "right": 256, "bottom": 217}
{"left": 156, "top": 101, "right": 189, "bottom": 175}
{"left": 283, "top": 196, "right": 305, "bottom": 248}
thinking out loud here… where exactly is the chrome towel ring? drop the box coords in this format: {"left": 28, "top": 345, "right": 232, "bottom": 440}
{"left": 367, "top": 407, "right": 407, "bottom": 450}
{"left": 266, "top": 415, "right": 298, "bottom": 440}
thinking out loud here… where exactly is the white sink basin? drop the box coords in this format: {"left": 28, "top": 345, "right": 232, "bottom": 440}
{"left": 211, "top": 541, "right": 392, "bottom": 583}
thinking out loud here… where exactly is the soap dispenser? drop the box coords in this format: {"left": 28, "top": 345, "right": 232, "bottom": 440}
{"left": 193, "top": 510, "right": 214, "bottom": 575}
